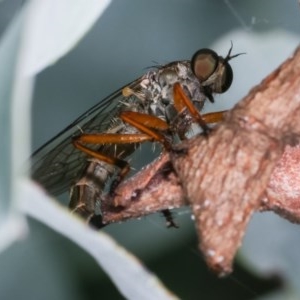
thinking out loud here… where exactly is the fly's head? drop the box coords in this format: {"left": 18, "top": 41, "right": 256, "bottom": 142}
{"left": 191, "top": 43, "right": 245, "bottom": 102}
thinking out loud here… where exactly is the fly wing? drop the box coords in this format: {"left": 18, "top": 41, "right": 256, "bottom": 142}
{"left": 31, "top": 80, "right": 141, "bottom": 196}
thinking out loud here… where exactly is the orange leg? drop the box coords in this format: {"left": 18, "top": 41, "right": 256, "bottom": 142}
{"left": 173, "top": 82, "right": 227, "bottom": 134}
{"left": 72, "top": 112, "right": 172, "bottom": 194}
{"left": 173, "top": 82, "right": 209, "bottom": 132}
{"left": 73, "top": 111, "right": 171, "bottom": 160}
{"left": 119, "top": 111, "right": 172, "bottom": 150}
{"left": 73, "top": 132, "right": 155, "bottom": 182}
{"left": 202, "top": 110, "right": 226, "bottom": 123}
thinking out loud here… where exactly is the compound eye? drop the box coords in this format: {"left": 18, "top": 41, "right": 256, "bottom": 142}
{"left": 220, "top": 61, "right": 233, "bottom": 93}
{"left": 191, "top": 49, "right": 219, "bottom": 82}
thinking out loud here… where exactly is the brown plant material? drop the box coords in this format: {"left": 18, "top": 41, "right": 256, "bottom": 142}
{"left": 101, "top": 153, "right": 186, "bottom": 220}
{"left": 263, "top": 144, "right": 300, "bottom": 221}
{"left": 101, "top": 47, "right": 300, "bottom": 276}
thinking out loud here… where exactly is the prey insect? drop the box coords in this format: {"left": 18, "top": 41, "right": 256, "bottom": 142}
{"left": 31, "top": 44, "right": 243, "bottom": 226}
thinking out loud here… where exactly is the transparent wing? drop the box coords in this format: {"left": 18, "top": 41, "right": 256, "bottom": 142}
{"left": 31, "top": 80, "right": 141, "bottom": 196}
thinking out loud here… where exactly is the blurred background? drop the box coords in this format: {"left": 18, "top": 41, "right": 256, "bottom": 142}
{"left": 0, "top": 0, "right": 300, "bottom": 299}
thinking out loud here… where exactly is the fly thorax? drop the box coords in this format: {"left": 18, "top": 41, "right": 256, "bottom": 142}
{"left": 158, "top": 63, "right": 189, "bottom": 103}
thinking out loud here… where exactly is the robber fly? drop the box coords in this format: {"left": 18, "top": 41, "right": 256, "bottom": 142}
{"left": 31, "top": 44, "right": 242, "bottom": 224}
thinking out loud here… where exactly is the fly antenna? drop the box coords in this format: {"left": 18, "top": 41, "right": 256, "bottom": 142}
{"left": 225, "top": 41, "right": 246, "bottom": 62}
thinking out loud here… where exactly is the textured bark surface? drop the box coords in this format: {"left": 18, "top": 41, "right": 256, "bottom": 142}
{"left": 101, "top": 153, "right": 186, "bottom": 220}
{"left": 263, "top": 144, "right": 300, "bottom": 221}
{"left": 172, "top": 126, "right": 283, "bottom": 275}
{"left": 102, "top": 46, "right": 300, "bottom": 276}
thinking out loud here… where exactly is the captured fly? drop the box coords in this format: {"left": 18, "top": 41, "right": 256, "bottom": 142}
{"left": 31, "top": 44, "right": 242, "bottom": 222}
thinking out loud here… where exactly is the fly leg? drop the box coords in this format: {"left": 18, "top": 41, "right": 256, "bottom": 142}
{"left": 71, "top": 132, "right": 153, "bottom": 224}
{"left": 173, "top": 82, "right": 226, "bottom": 136}
{"left": 72, "top": 112, "right": 171, "bottom": 220}
{"left": 162, "top": 209, "right": 179, "bottom": 228}
{"left": 73, "top": 132, "right": 154, "bottom": 194}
